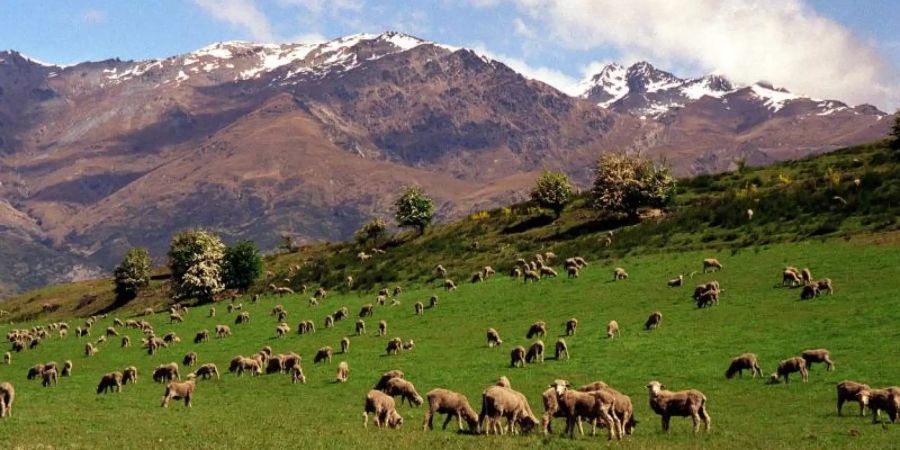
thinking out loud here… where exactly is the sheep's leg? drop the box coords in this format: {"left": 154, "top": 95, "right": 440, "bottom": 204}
{"left": 691, "top": 411, "right": 700, "bottom": 433}
{"left": 661, "top": 415, "right": 670, "bottom": 432}
{"left": 442, "top": 413, "right": 454, "bottom": 430}
{"left": 701, "top": 406, "right": 711, "bottom": 431}
{"left": 837, "top": 398, "right": 844, "bottom": 416}
{"left": 859, "top": 400, "right": 866, "bottom": 417}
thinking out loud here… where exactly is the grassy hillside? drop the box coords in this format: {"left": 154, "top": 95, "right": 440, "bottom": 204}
{"left": 1, "top": 236, "right": 899, "bottom": 448}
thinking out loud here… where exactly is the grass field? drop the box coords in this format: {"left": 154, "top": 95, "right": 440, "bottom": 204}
{"left": 1, "top": 235, "right": 899, "bottom": 449}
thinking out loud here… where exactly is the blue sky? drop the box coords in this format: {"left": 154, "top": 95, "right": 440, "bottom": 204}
{"left": 1, "top": 1, "right": 898, "bottom": 109}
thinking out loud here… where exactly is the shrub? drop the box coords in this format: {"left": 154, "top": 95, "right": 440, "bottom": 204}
{"left": 223, "top": 240, "right": 263, "bottom": 291}
{"left": 354, "top": 217, "right": 387, "bottom": 246}
{"left": 530, "top": 170, "right": 573, "bottom": 218}
{"left": 113, "top": 247, "right": 151, "bottom": 303}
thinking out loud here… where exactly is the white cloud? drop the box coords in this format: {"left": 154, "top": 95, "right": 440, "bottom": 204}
{"left": 276, "top": 0, "right": 363, "bottom": 15}
{"left": 193, "top": 0, "right": 276, "bottom": 42}
{"left": 512, "top": 0, "right": 900, "bottom": 109}
{"left": 80, "top": 9, "right": 107, "bottom": 25}
{"left": 471, "top": 44, "right": 580, "bottom": 95}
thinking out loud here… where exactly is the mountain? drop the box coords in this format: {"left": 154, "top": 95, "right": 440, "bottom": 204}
{"left": 0, "top": 32, "right": 893, "bottom": 295}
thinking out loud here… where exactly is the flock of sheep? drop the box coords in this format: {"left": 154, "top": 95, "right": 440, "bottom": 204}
{"left": 0, "top": 251, "right": 896, "bottom": 442}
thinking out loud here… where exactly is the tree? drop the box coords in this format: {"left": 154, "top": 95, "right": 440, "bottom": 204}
{"left": 891, "top": 111, "right": 900, "bottom": 150}
{"left": 223, "top": 240, "right": 263, "bottom": 291}
{"left": 394, "top": 185, "right": 434, "bottom": 234}
{"left": 114, "top": 247, "right": 151, "bottom": 303}
{"left": 168, "top": 229, "right": 225, "bottom": 302}
{"left": 530, "top": 170, "right": 573, "bottom": 218}
{"left": 354, "top": 217, "right": 387, "bottom": 246}
{"left": 591, "top": 153, "right": 676, "bottom": 218}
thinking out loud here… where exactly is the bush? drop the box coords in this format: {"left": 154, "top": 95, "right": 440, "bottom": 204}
{"left": 113, "top": 248, "right": 151, "bottom": 303}
{"left": 394, "top": 185, "right": 434, "bottom": 234}
{"left": 591, "top": 153, "right": 676, "bottom": 218}
{"left": 530, "top": 170, "right": 573, "bottom": 218}
{"left": 354, "top": 217, "right": 387, "bottom": 247}
{"left": 223, "top": 240, "right": 263, "bottom": 291}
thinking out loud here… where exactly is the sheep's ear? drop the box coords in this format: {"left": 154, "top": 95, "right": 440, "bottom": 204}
{"left": 660, "top": 384, "right": 666, "bottom": 389}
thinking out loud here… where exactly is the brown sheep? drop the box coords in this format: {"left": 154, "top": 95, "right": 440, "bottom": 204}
{"left": 646, "top": 380, "right": 711, "bottom": 434}
{"left": 275, "top": 323, "right": 291, "bottom": 338}
{"left": 105, "top": 327, "right": 119, "bottom": 337}
{"left": 541, "top": 386, "right": 570, "bottom": 435}
{"left": 800, "top": 268, "right": 813, "bottom": 284}
{"left": 282, "top": 352, "right": 302, "bottom": 371}
{"left": 801, "top": 348, "right": 835, "bottom": 371}
{"left": 770, "top": 357, "right": 808, "bottom": 383}
{"left": 667, "top": 275, "right": 684, "bottom": 287}
{"left": 836, "top": 381, "right": 870, "bottom": 416}
{"left": 816, "top": 278, "right": 834, "bottom": 295}
{"left": 123, "top": 366, "right": 138, "bottom": 385}
{"left": 377, "top": 320, "right": 387, "bottom": 336}
{"left": 471, "top": 272, "right": 484, "bottom": 283}
{"left": 613, "top": 268, "right": 629, "bottom": 280}
{"left": 41, "top": 367, "right": 58, "bottom": 387}
{"left": 153, "top": 363, "right": 180, "bottom": 383}
{"left": 194, "top": 363, "right": 219, "bottom": 380}
{"left": 479, "top": 385, "right": 539, "bottom": 435}
{"left": 237, "top": 357, "right": 262, "bottom": 377}
{"left": 364, "top": 390, "right": 404, "bottom": 429}
{"left": 423, "top": 388, "right": 480, "bottom": 432}
{"left": 383, "top": 377, "right": 424, "bottom": 406}
{"left": 183, "top": 351, "right": 198, "bottom": 367}
{"left": 607, "top": 320, "right": 620, "bottom": 339}
{"left": 702, "top": 258, "right": 723, "bottom": 273}
{"left": 579, "top": 384, "right": 636, "bottom": 436}
{"left": 386, "top": 338, "right": 403, "bottom": 355}
{"left": 266, "top": 354, "right": 286, "bottom": 374}
{"left": 444, "top": 279, "right": 457, "bottom": 291}
{"left": 324, "top": 315, "right": 335, "bottom": 328}
{"left": 121, "top": 336, "right": 131, "bottom": 348}
{"left": 414, "top": 302, "right": 424, "bottom": 316}
{"left": 291, "top": 366, "right": 307, "bottom": 384}
{"left": 214, "top": 325, "right": 231, "bottom": 338}
{"left": 554, "top": 338, "right": 570, "bottom": 360}
{"left": 567, "top": 266, "right": 579, "bottom": 278}
{"left": 359, "top": 304, "right": 374, "bottom": 318}
{"left": 161, "top": 377, "right": 196, "bottom": 408}
{"left": 314, "top": 346, "right": 333, "bottom": 364}
{"left": 234, "top": 312, "right": 250, "bottom": 325}
{"left": 526, "top": 321, "right": 546, "bottom": 339}
{"left": 523, "top": 270, "right": 540, "bottom": 283}
{"left": 194, "top": 330, "right": 209, "bottom": 344}
{"left": 565, "top": 318, "right": 578, "bottom": 336}
{"left": 97, "top": 372, "right": 123, "bottom": 394}
{"left": 782, "top": 270, "right": 801, "bottom": 287}
{"left": 539, "top": 267, "right": 558, "bottom": 278}
{"left": 341, "top": 337, "right": 350, "bottom": 354}
{"left": 3, "top": 352, "right": 9, "bottom": 365}
{"left": 510, "top": 346, "right": 527, "bottom": 368}
{"left": 857, "top": 387, "right": 900, "bottom": 423}
{"left": 169, "top": 313, "right": 183, "bottom": 324}
{"left": 486, "top": 328, "right": 503, "bottom": 347}
{"left": 801, "top": 284, "right": 819, "bottom": 299}
{"left": 725, "top": 353, "right": 762, "bottom": 379}
{"left": 374, "top": 370, "right": 405, "bottom": 390}
{"left": 0, "top": 382, "right": 14, "bottom": 418}
{"left": 644, "top": 311, "right": 663, "bottom": 330}
{"left": 549, "top": 380, "right": 622, "bottom": 440}
{"left": 525, "top": 340, "right": 545, "bottom": 364}
{"left": 85, "top": 343, "right": 98, "bottom": 357}
{"left": 62, "top": 360, "right": 72, "bottom": 377}
{"left": 336, "top": 361, "right": 350, "bottom": 383}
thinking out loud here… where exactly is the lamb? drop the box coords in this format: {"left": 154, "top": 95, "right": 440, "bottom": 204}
{"left": 667, "top": 275, "right": 684, "bottom": 287}
{"left": 414, "top": 302, "right": 424, "bottom": 316}
{"left": 801, "top": 348, "right": 835, "bottom": 371}
{"left": 444, "top": 279, "right": 457, "bottom": 291}
{"left": 335, "top": 361, "right": 350, "bottom": 383}
{"left": 341, "top": 337, "right": 350, "bottom": 354}
{"left": 522, "top": 270, "right": 540, "bottom": 283}
{"left": 161, "top": 377, "right": 196, "bottom": 408}
{"left": 856, "top": 387, "right": 900, "bottom": 423}
{"left": 486, "top": 328, "right": 503, "bottom": 347}
{"left": 836, "top": 381, "right": 870, "bottom": 416}
{"left": 646, "top": 380, "right": 711, "bottom": 433}
{"left": 0, "top": 382, "right": 14, "bottom": 418}
{"left": 607, "top": 320, "right": 620, "bottom": 339}
{"left": 526, "top": 321, "right": 547, "bottom": 339}
{"left": 566, "top": 265, "right": 579, "bottom": 278}
{"left": 194, "top": 329, "right": 209, "bottom": 344}
{"left": 314, "top": 346, "right": 333, "bottom": 364}
{"left": 291, "top": 366, "right": 307, "bottom": 384}
{"left": 549, "top": 380, "right": 621, "bottom": 440}
{"left": 97, "top": 372, "right": 123, "bottom": 394}
{"left": 565, "top": 318, "right": 578, "bottom": 336}
{"left": 105, "top": 327, "right": 119, "bottom": 337}
{"left": 215, "top": 325, "right": 231, "bottom": 338}
{"left": 471, "top": 272, "right": 484, "bottom": 283}
{"left": 378, "top": 320, "right": 387, "bottom": 336}
{"left": 275, "top": 323, "right": 291, "bottom": 338}
{"left": 234, "top": 311, "right": 250, "bottom": 324}
{"left": 554, "top": 338, "right": 569, "bottom": 360}
{"left": 510, "top": 346, "right": 527, "bottom": 368}
{"left": 613, "top": 268, "right": 629, "bottom": 280}
{"left": 725, "top": 353, "right": 762, "bottom": 379}
{"left": 770, "top": 357, "right": 808, "bottom": 383}
{"left": 525, "top": 340, "right": 545, "bottom": 364}
{"left": 364, "top": 390, "right": 404, "bottom": 429}
{"left": 539, "top": 267, "right": 558, "bottom": 278}
{"left": 359, "top": 304, "right": 374, "bottom": 318}
{"left": 153, "top": 363, "right": 180, "bottom": 383}
{"left": 383, "top": 377, "right": 424, "bottom": 406}
{"left": 801, "top": 284, "right": 819, "bottom": 299}
{"left": 702, "top": 258, "right": 723, "bottom": 273}
{"left": 26, "top": 364, "right": 46, "bottom": 382}
{"left": 479, "top": 385, "right": 539, "bottom": 435}
{"left": 123, "top": 366, "right": 138, "bottom": 385}
{"left": 183, "top": 351, "right": 198, "bottom": 367}
{"left": 85, "top": 342, "right": 97, "bottom": 356}
{"left": 435, "top": 265, "right": 447, "bottom": 278}
{"left": 782, "top": 269, "right": 801, "bottom": 287}
{"left": 423, "top": 388, "right": 480, "bottom": 432}
{"left": 62, "top": 360, "right": 72, "bottom": 377}
{"left": 800, "top": 268, "right": 813, "bottom": 285}
{"left": 194, "top": 363, "right": 220, "bottom": 380}
{"left": 816, "top": 278, "right": 834, "bottom": 295}
{"left": 386, "top": 338, "right": 403, "bottom": 355}
{"left": 644, "top": 311, "right": 663, "bottom": 330}
{"left": 41, "top": 367, "right": 58, "bottom": 387}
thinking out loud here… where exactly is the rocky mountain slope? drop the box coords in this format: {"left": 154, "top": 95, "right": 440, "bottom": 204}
{"left": 0, "top": 32, "right": 892, "bottom": 295}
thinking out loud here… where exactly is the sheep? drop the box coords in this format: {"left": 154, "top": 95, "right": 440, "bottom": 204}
{"left": 308, "top": 297, "right": 319, "bottom": 307}
{"left": 194, "top": 363, "right": 220, "bottom": 380}
{"left": 332, "top": 361, "right": 350, "bottom": 383}
{"left": 725, "top": 353, "right": 762, "bottom": 379}
{"left": 613, "top": 268, "right": 629, "bottom": 280}
{"left": 526, "top": 321, "right": 546, "bottom": 339}
{"left": 153, "top": 363, "right": 180, "bottom": 383}
{"left": 486, "top": 328, "right": 503, "bottom": 347}
{"left": 97, "top": 372, "right": 123, "bottom": 394}
{"left": 0, "top": 382, "right": 15, "bottom": 418}
{"left": 96, "top": 335, "right": 107, "bottom": 345}
{"left": 183, "top": 351, "right": 198, "bottom": 367}
{"left": 334, "top": 306, "right": 350, "bottom": 322}
{"left": 118, "top": 335, "right": 131, "bottom": 348}
{"left": 123, "top": 366, "right": 138, "bottom": 385}
{"left": 483, "top": 266, "right": 496, "bottom": 278}
{"left": 566, "top": 265, "right": 579, "bottom": 278}
{"left": 378, "top": 320, "right": 387, "bottom": 336}
{"left": 510, "top": 346, "right": 527, "bottom": 368}
{"left": 644, "top": 311, "right": 663, "bottom": 330}
{"left": 298, "top": 320, "right": 316, "bottom": 334}
{"left": 836, "top": 381, "right": 870, "bottom": 416}
{"left": 383, "top": 377, "right": 424, "bottom": 406}
{"left": 105, "top": 327, "right": 119, "bottom": 337}
{"left": 800, "top": 268, "right": 813, "bottom": 285}
{"left": 341, "top": 337, "right": 351, "bottom": 354}
{"left": 364, "top": 390, "right": 404, "bottom": 429}
{"left": 471, "top": 272, "right": 484, "bottom": 283}
{"left": 314, "top": 346, "right": 333, "bottom": 364}
{"left": 646, "top": 380, "right": 711, "bottom": 433}
{"left": 479, "top": 385, "right": 539, "bottom": 435}
{"left": 539, "top": 267, "right": 558, "bottom": 278}
{"left": 801, "top": 284, "right": 819, "bottom": 299}
{"left": 291, "top": 366, "right": 307, "bottom": 384}
{"left": 524, "top": 340, "right": 545, "bottom": 364}
{"left": 540, "top": 386, "right": 570, "bottom": 435}
{"left": 281, "top": 352, "right": 302, "bottom": 372}
{"left": 386, "top": 338, "right": 403, "bottom": 355}
{"left": 856, "top": 387, "right": 900, "bottom": 424}
{"left": 237, "top": 357, "right": 262, "bottom": 377}
{"left": 702, "top": 258, "right": 723, "bottom": 273}
{"left": 695, "top": 288, "right": 720, "bottom": 308}
{"left": 352, "top": 319, "right": 366, "bottom": 336}
{"left": 579, "top": 384, "right": 637, "bottom": 436}
{"left": 275, "top": 323, "right": 291, "bottom": 338}
{"left": 435, "top": 265, "right": 447, "bottom": 278}
{"left": 142, "top": 307, "right": 154, "bottom": 316}
{"left": 565, "top": 318, "right": 578, "bottom": 336}
{"left": 801, "top": 348, "right": 835, "bottom": 371}
{"left": 607, "top": 320, "right": 620, "bottom": 339}
{"left": 816, "top": 278, "right": 834, "bottom": 295}
{"left": 2, "top": 352, "right": 9, "bottom": 365}
{"left": 162, "top": 332, "right": 180, "bottom": 345}
{"left": 324, "top": 315, "right": 335, "bottom": 328}
{"left": 85, "top": 343, "right": 98, "bottom": 357}
{"left": 423, "top": 388, "right": 480, "bottom": 432}
{"left": 444, "top": 279, "right": 457, "bottom": 291}
{"left": 782, "top": 270, "right": 802, "bottom": 287}
{"left": 574, "top": 256, "right": 588, "bottom": 268}
{"left": 667, "top": 275, "right": 684, "bottom": 287}
{"left": 429, "top": 295, "right": 439, "bottom": 308}
{"left": 555, "top": 338, "right": 570, "bottom": 361}
{"left": 215, "top": 325, "right": 231, "bottom": 338}
{"left": 496, "top": 376, "right": 512, "bottom": 388}
{"left": 41, "top": 367, "right": 58, "bottom": 387}
{"left": 265, "top": 354, "right": 286, "bottom": 374}
{"left": 402, "top": 340, "right": 415, "bottom": 351}
{"left": 770, "top": 357, "right": 808, "bottom": 383}
{"left": 549, "top": 380, "right": 621, "bottom": 440}
{"left": 414, "top": 302, "right": 424, "bottom": 316}
{"left": 234, "top": 312, "right": 250, "bottom": 325}
{"left": 62, "top": 360, "right": 72, "bottom": 377}
{"left": 359, "top": 304, "right": 374, "bottom": 318}
{"left": 374, "top": 370, "right": 406, "bottom": 390}
{"left": 169, "top": 313, "right": 183, "bottom": 324}
{"left": 193, "top": 329, "right": 209, "bottom": 344}
{"left": 379, "top": 287, "right": 390, "bottom": 297}
{"left": 161, "top": 377, "right": 196, "bottom": 408}
{"left": 511, "top": 267, "right": 523, "bottom": 278}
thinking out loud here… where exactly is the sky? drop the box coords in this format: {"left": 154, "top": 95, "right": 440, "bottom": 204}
{"left": 1, "top": 0, "right": 898, "bottom": 110}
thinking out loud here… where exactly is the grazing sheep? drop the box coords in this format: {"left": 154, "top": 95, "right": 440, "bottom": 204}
{"left": 695, "top": 288, "right": 720, "bottom": 308}
{"left": 856, "top": 388, "right": 900, "bottom": 423}
{"left": 341, "top": 337, "right": 350, "bottom": 354}
{"left": 435, "top": 265, "right": 447, "bottom": 278}
{"left": 816, "top": 278, "right": 834, "bottom": 295}
{"left": 579, "top": 384, "right": 636, "bottom": 436}
{"left": 41, "top": 367, "right": 58, "bottom": 387}
{"left": 364, "top": 390, "right": 404, "bottom": 429}
{"left": 123, "top": 366, "right": 138, "bottom": 385}
{"left": 613, "top": 268, "right": 628, "bottom": 280}
{"left": 333, "top": 307, "right": 350, "bottom": 322}
{"left": 383, "top": 377, "right": 424, "bottom": 406}
{"left": 215, "top": 325, "right": 231, "bottom": 338}
{"left": 801, "top": 284, "right": 819, "bottom": 299}
{"left": 510, "top": 346, "right": 527, "bottom": 368}
{"left": 373, "top": 371, "right": 406, "bottom": 391}
{"left": 194, "top": 330, "right": 209, "bottom": 344}
{"left": 359, "top": 304, "right": 374, "bottom": 318}
{"left": 378, "top": 320, "right": 387, "bottom": 336}
{"left": 169, "top": 313, "right": 183, "bottom": 324}
{"left": 800, "top": 268, "right": 813, "bottom": 285}
{"left": 275, "top": 323, "right": 291, "bottom": 338}
{"left": 429, "top": 295, "right": 438, "bottom": 308}
{"left": 183, "top": 352, "right": 198, "bottom": 367}
{"left": 308, "top": 297, "right": 318, "bottom": 307}
{"left": 97, "top": 372, "right": 122, "bottom": 394}
{"left": 479, "top": 385, "right": 539, "bottom": 435}
{"left": 291, "top": 366, "right": 307, "bottom": 384}
{"left": 644, "top": 311, "right": 663, "bottom": 330}
{"left": 314, "top": 287, "right": 327, "bottom": 300}
{"left": 208, "top": 307, "right": 215, "bottom": 318}
{"left": 62, "top": 360, "right": 72, "bottom": 377}
{"left": 471, "top": 272, "right": 484, "bottom": 283}
{"left": 801, "top": 348, "right": 835, "bottom": 371}
{"left": 194, "top": 363, "right": 219, "bottom": 380}
{"left": 324, "top": 315, "right": 334, "bottom": 328}
{"left": 540, "top": 386, "right": 570, "bottom": 435}
{"left": 142, "top": 308, "right": 154, "bottom": 316}
{"left": 725, "top": 353, "right": 762, "bottom": 379}
{"left": 607, "top": 320, "right": 620, "bottom": 339}
{"left": 105, "top": 327, "right": 119, "bottom": 337}
{"left": 162, "top": 332, "right": 180, "bottom": 345}
{"left": 511, "top": 267, "right": 523, "bottom": 278}
{"left": 782, "top": 270, "right": 802, "bottom": 287}
{"left": 770, "top": 357, "right": 808, "bottom": 383}
{"left": 549, "top": 380, "right": 621, "bottom": 440}
{"left": 526, "top": 321, "right": 547, "bottom": 339}
{"left": 161, "top": 377, "right": 196, "bottom": 408}
{"left": 702, "top": 258, "right": 723, "bottom": 273}
{"left": 565, "top": 318, "right": 578, "bottom": 336}
{"left": 153, "top": 363, "right": 180, "bottom": 383}
{"left": 523, "top": 270, "right": 540, "bottom": 283}
{"left": 281, "top": 352, "right": 302, "bottom": 372}
{"left": 355, "top": 320, "right": 366, "bottom": 336}
{"left": 346, "top": 275, "right": 354, "bottom": 288}
{"left": 483, "top": 266, "right": 496, "bottom": 278}
{"left": 423, "top": 388, "right": 480, "bottom": 432}
{"left": 402, "top": 339, "right": 416, "bottom": 351}
{"left": 334, "top": 361, "right": 349, "bottom": 383}
{"left": 836, "top": 381, "right": 870, "bottom": 416}
{"left": 0, "top": 382, "right": 15, "bottom": 418}
{"left": 237, "top": 357, "right": 262, "bottom": 377}
{"left": 555, "top": 338, "right": 569, "bottom": 361}
{"left": 234, "top": 312, "right": 250, "bottom": 325}
{"left": 646, "top": 380, "right": 711, "bottom": 434}
{"left": 525, "top": 341, "right": 545, "bottom": 364}
{"left": 496, "top": 376, "right": 512, "bottom": 388}
{"left": 386, "top": 338, "right": 403, "bottom": 356}
{"left": 444, "top": 279, "right": 457, "bottom": 291}
{"left": 667, "top": 275, "right": 684, "bottom": 287}
{"left": 85, "top": 343, "right": 97, "bottom": 357}
{"left": 314, "top": 346, "right": 333, "bottom": 364}
{"left": 3, "top": 352, "right": 9, "bottom": 365}
{"left": 414, "top": 302, "right": 424, "bottom": 316}
{"left": 539, "top": 267, "right": 558, "bottom": 278}
{"left": 567, "top": 265, "right": 579, "bottom": 278}
{"left": 487, "top": 328, "right": 503, "bottom": 347}
{"left": 121, "top": 336, "right": 131, "bottom": 348}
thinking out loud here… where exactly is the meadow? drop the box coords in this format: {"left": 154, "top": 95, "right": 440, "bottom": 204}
{"left": 1, "top": 235, "right": 899, "bottom": 449}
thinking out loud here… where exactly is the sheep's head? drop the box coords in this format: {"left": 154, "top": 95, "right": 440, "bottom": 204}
{"left": 387, "top": 410, "right": 404, "bottom": 429}
{"left": 646, "top": 381, "right": 664, "bottom": 395}
{"left": 518, "top": 414, "right": 539, "bottom": 432}
{"left": 856, "top": 390, "right": 871, "bottom": 406}
{"left": 497, "top": 376, "right": 511, "bottom": 388}
{"left": 768, "top": 373, "right": 781, "bottom": 384}
{"left": 550, "top": 379, "right": 571, "bottom": 396}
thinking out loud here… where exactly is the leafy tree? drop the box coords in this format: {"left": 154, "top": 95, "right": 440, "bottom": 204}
{"left": 394, "top": 185, "right": 434, "bottom": 234}
{"left": 113, "top": 247, "right": 151, "bottom": 302}
{"left": 223, "top": 240, "right": 263, "bottom": 291}
{"left": 168, "top": 229, "right": 225, "bottom": 302}
{"left": 354, "top": 217, "right": 387, "bottom": 246}
{"left": 530, "top": 170, "right": 573, "bottom": 218}
{"left": 591, "top": 153, "right": 676, "bottom": 218}
{"left": 891, "top": 111, "right": 900, "bottom": 150}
